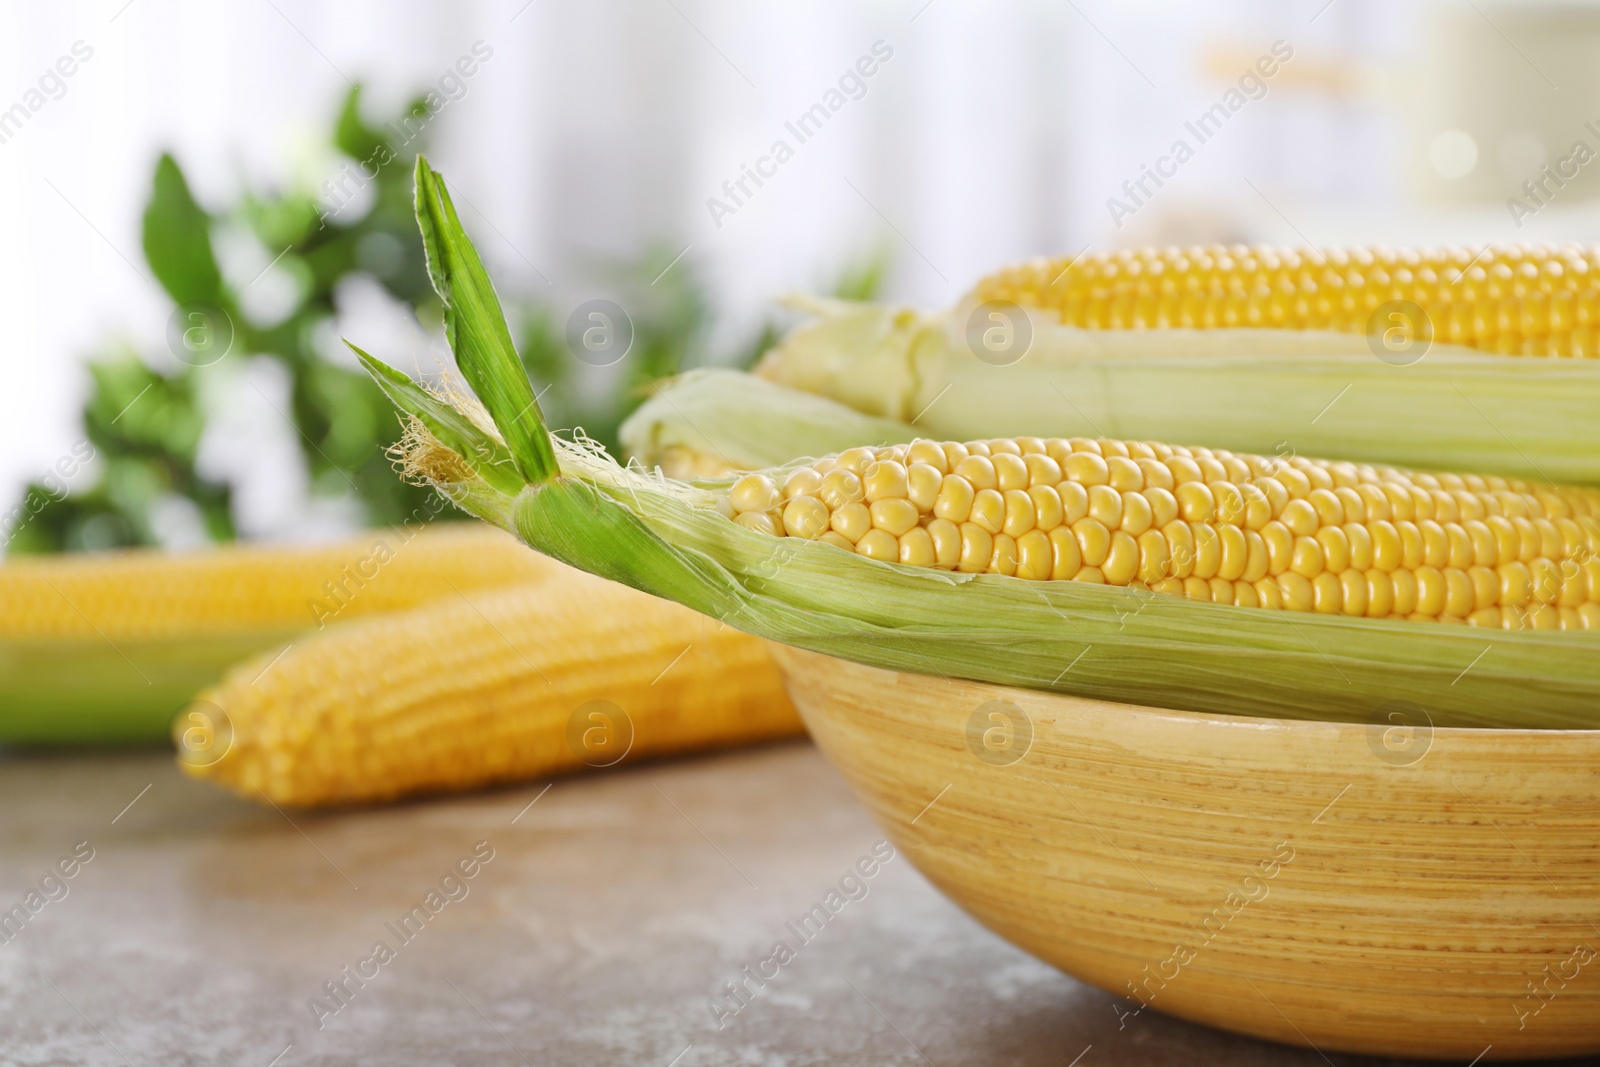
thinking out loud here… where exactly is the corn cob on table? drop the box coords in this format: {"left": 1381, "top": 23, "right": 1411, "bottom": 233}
{"left": 183, "top": 565, "right": 799, "bottom": 806}
{"left": 0, "top": 525, "right": 555, "bottom": 742}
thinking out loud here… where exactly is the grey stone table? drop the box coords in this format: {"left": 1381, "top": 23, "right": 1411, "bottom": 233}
{"left": 0, "top": 741, "right": 1587, "bottom": 1066}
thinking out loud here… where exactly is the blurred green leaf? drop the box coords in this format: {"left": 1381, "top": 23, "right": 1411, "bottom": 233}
{"left": 141, "top": 153, "right": 223, "bottom": 308}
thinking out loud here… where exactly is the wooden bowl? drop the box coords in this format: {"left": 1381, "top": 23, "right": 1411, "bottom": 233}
{"left": 770, "top": 645, "right": 1600, "bottom": 1061}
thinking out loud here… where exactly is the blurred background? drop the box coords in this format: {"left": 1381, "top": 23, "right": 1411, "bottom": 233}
{"left": 5, "top": 0, "right": 1600, "bottom": 554}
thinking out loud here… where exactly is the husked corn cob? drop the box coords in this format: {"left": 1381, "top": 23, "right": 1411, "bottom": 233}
{"left": 182, "top": 565, "right": 800, "bottom": 806}
{"left": 0, "top": 524, "right": 554, "bottom": 640}
{"left": 975, "top": 244, "right": 1600, "bottom": 357}
{"left": 726, "top": 437, "right": 1600, "bottom": 630}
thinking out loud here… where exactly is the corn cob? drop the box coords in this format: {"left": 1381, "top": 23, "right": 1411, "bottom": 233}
{"left": 180, "top": 566, "right": 800, "bottom": 806}
{"left": 753, "top": 284, "right": 1600, "bottom": 487}
{"left": 976, "top": 244, "right": 1600, "bottom": 357}
{"left": 346, "top": 158, "right": 1600, "bottom": 731}
{"left": 1, "top": 523, "right": 552, "bottom": 639}
{"left": 724, "top": 438, "right": 1600, "bottom": 631}
{"left": 0, "top": 525, "right": 557, "bottom": 742}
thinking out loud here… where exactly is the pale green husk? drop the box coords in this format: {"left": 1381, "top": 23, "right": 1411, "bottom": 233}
{"left": 355, "top": 158, "right": 1600, "bottom": 732}
{"left": 757, "top": 301, "right": 1600, "bottom": 485}
{"left": 620, "top": 369, "right": 916, "bottom": 473}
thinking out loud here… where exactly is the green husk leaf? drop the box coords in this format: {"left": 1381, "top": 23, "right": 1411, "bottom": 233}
{"left": 757, "top": 302, "right": 1600, "bottom": 485}
{"left": 356, "top": 163, "right": 1600, "bottom": 732}
{"left": 412, "top": 155, "right": 557, "bottom": 484}
{"left": 348, "top": 342, "right": 524, "bottom": 499}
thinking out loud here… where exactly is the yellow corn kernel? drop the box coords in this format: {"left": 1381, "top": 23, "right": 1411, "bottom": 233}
{"left": 1176, "top": 481, "right": 1216, "bottom": 524}
{"left": 1391, "top": 569, "right": 1419, "bottom": 615}
{"left": 1216, "top": 525, "right": 1248, "bottom": 581}
{"left": 1106, "top": 456, "right": 1144, "bottom": 492}
{"left": 993, "top": 452, "right": 1030, "bottom": 492}
{"left": 989, "top": 533, "right": 1019, "bottom": 577}
{"left": 1121, "top": 491, "right": 1154, "bottom": 537}
{"left": 1317, "top": 526, "right": 1351, "bottom": 573}
{"left": 1063, "top": 452, "right": 1109, "bottom": 486}
{"left": 818, "top": 531, "right": 855, "bottom": 552}
{"left": 1049, "top": 527, "right": 1082, "bottom": 579}
{"left": 1058, "top": 481, "right": 1090, "bottom": 524}
{"left": 969, "top": 488, "right": 1006, "bottom": 534}
{"left": 1086, "top": 484, "right": 1123, "bottom": 529}
{"left": 782, "top": 497, "right": 831, "bottom": 540}
{"left": 1025, "top": 454, "right": 1062, "bottom": 488}
{"left": 1262, "top": 521, "right": 1293, "bottom": 575}
{"left": 1365, "top": 570, "right": 1395, "bottom": 618}
{"left": 1190, "top": 523, "right": 1220, "bottom": 580}
{"left": 855, "top": 528, "right": 899, "bottom": 561}
{"left": 1338, "top": 569, "right": 1368, "bottom": 617}
{"left": 1102, "top": 531, "right": 1140, "bottom": 585}
{"left": 956, "top": 454, "right": 998, "bottom": 491}
{"left": 870, "top": 498, "right": 921, "bottom": 537}
{"left": 863, "top": 459, "right": 909, "bottom": 503}
{"left": 927, "top": 518, "right": 962, "bottom": 568}
{"left": 1138, "top": 458, "right": 1175, "bottom": 492}
{"left": 1281, "top": 498, "right": 1318, "bottom": 537}
{"left": 1073, "top": 518, "right": 1111, "bottom": 567}
{"left": 830, "top": 502, "right": 871, "bottom": 543}
{"left": 934, "top": 474, "right": 976, "bottom": 524}
{"left": 907, "top": 463, "right": 944, "bottom": 511}
{"left": 1291, "top": 536, "right": 1325, "bottom": 579}
{"left": 1243, "top": 530, "right": 1270, "bottom": 582}
{"left": 782, "top": 468, "right": 824, "bottom": 500}
{"left": 1015, "top": 529, "right": 1053, "bottom": 580}
{"left": 1415, "top": 566, "right": 1447, "bottom": 616}
{"left": 1277, "top": 572, "right": 1314, "bottom": 611}
{"left": 735, "top": 511, "right": 781, "bottom": 536}
{"left": 729, "top": 473, "right": 781, "bottom": 514}
{"left": 1212, "top": 481, "right": 1246, "bottom": 525}
{"left": 958, "top": 523, "right": 994, "bottom": 573}
{"left": 835, "top": 446, "right": 877, "bottom": 474}
{"left": 820, "top": 469, "right": 864, "bottom": 510}
{"left": 1002, "top": 489, "right": 1037, "bottom": 538}
{"left": 1029, "top": 484, "right": 1065, "bottom": 531}
{"left": 907, "top": 440, "right": 951, "bottom": 473}
{"left": 1136, "top": 529, "right": 1171, "bottom": 582}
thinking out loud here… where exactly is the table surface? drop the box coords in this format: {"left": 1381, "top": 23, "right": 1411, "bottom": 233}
{"left": 0, "top": 740, "right": 1590, "bottom": 1067}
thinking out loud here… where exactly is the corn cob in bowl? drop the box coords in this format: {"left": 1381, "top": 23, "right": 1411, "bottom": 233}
{"left": 346, "top": 159, "right": 1600, "bottom": 1056}
{"left": 755, "top": 245, "right": 1600, "bottom": 484}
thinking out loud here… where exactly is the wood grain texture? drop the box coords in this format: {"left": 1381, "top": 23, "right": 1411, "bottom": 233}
{"left": 771, "top": 645, "right": 1600, "bottom": 1061}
